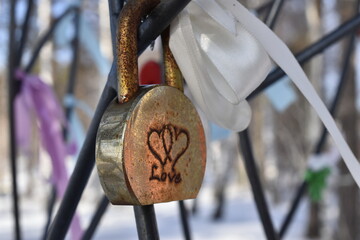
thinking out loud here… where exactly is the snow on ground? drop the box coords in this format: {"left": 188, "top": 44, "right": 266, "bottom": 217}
{"left": 0, "top": 183, "right": 310, "bottom": 240}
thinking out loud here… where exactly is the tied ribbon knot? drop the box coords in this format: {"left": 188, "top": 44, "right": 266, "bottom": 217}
{"left": 170, "top": 0, "right": 360, "bottom": 189}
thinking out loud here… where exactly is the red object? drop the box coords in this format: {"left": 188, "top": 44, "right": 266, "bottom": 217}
{"left": 140, "top": 60, "right": 162, "bottom": 85}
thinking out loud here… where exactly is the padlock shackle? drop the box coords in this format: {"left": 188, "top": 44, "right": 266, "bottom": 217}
{"left": 162, "top": 28, "right": 184, "bottom": 92}
{"left": 117, "top": 0, "right": 160, "bottom": 103}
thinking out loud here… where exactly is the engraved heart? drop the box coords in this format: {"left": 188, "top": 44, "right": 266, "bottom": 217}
{"left": 161, "top": 125, "right": 173, "bottom": 155}
{"left": 148, "top": 124, "right": 189, "bottom": 169}
{"left": 148, "top": 130, "right": 167, "bottom": 166}
{"left": 167, "top": 125, "right": 189, "bottom": 170}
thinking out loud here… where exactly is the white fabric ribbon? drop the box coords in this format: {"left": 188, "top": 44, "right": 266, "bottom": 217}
{"left": 170, "top": 1, "right": 272, "bottom": 130}
{"left": 169, "top": 0, "right": 360, "bottom": 188}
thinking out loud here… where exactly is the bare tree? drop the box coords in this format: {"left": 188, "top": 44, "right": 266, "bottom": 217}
{"left": 335, "top": 1, "right": 360, "bottom": 239}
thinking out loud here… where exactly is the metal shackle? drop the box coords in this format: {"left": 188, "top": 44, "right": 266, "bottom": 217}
{"left": 161, "top": 28, "right": 184, "bottom": 92}
{"left": 117, "top": 0, "right": 183, "bottom": 103}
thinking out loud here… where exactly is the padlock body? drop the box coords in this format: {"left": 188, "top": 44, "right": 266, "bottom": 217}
{"left": 96, "top": 86, "right": 206, "bottom": 205}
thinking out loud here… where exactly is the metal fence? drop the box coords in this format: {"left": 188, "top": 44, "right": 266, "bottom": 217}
{"left": 6, "top": 0, "right": 360, "bottom": 239}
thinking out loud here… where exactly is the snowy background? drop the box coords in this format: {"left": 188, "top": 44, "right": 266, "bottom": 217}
{"left": 1, "top": 0, "right": 360, "bottom": 239}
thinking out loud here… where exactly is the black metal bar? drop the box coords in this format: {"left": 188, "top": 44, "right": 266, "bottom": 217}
{"left": 64, "top": 7, "right": 81, "bottom": 121}
{"left": 278, "top": 10, "right": 359, "bottom": 238}
{"left": 178, "top": 201, "right": 191, "bottom": 240}
{"left": 248, "top": 13, "right": 360, "bottom": 99}
{"left": 278, "top": 182, "right": 306, "bottom": 238}
{"left": 8, "top": 1, "right": 35, "bottom": 239}
{"left": 134, "top": 205, "right": 160, "bottom": 240}
{"left": 137, "top": 0, "right": 191, "bottom": 53}
{"left": 264, "top": 0, "right": 285, "bottom": 29}
{"left": 256, "top": 1, "right": 275, "bottom": 15}
{"left": 8, "top": 0, "right": 21, "bottom": 239}
{"left": 313, "top": 30, "right": 357, "bottom": 155}
{"left": 47, "top": 85, "right": 117, "bottom": 240}
{"left": 237, "top": 3, "right": 284, "bottom": 239}
{"left": 41, "top": 185, "right": 57, "bottom": 240}
{"left": 41, "top": 7, "right": 82, "bottom": 240}
{"left": 239, "top": 130, "right": 279, "bottom": 240}
{"left": 67, "top": 2, "right": 123, "bottom": 239}
{"left": 15, "top": 0, "right": 34, "bottom": 67}
{"left": 47, "top": 1, "right": 191, "bottom": 239}
{"left": 25, "top": 6, "right": 78, "bottom": 73}
{"left": 108, "top": 0, "right": 124, "bottom": 58}
{"left": 77, "top": 0, "right": 124, "bottom": 237}
{"left": 81, "top": 196, "right": 109, "bottom": 240}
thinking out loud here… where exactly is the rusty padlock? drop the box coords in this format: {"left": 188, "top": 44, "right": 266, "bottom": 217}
{"left": 95, "top": 0, "right": 206, "bottom": 205}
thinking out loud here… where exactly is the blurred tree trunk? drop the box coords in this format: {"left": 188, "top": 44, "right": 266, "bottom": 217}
{"left": 76, "top": 0, "right": 101, "bottom": 130}
{"left": 335, "top": 1, "right": 360, "bottom": 239}
{"left": 243, "top": 0, "right": 270, "bottom": 194}
{"left": 51, "top": 0, "right": 69, "bottom": 101}
{"left": 24, "top": 0, "right": 40, "bottom": 197}
{"left": 0, "top": 0, "right": 10, "bottom": 191}
{"left": 336, "top": 61, "right": 360, "bottom": 240}
{"left": 305, "top": 0, "right": 323, "bottom": 238}
{"left": 51, "top": 0, "right": 101, "bottom": 129}
{"left": 249, "top": 97, "right": 267, "bottom": 185}
{"left": 272, "top": 0, "right": 314, "bottom": 205}
{"left": 0, "top": 72, "right": 8, "bottom": 194}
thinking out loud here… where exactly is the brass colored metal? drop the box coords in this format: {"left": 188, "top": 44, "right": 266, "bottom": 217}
{"left": 161, "top": 28, "right": 184, "bottom": 91}
{"left": 117, "top": 0, "right": 160, "bottom": 103}
{"left": 96, "top": 0, "right": 206, "bottom": 206}
{"left": 96, "top": 86, "right": 206, "bottom": 205}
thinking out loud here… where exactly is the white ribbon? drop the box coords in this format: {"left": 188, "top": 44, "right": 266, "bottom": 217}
{"left": 169, "top": 0, "right": 360, "bottom": 188}
{"left": 170, "top": 1, "right": 273, "bottom": 131}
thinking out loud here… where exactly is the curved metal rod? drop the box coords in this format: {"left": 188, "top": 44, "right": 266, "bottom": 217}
{"left": 8, "top": 0, "right": 21, "bottom": 239}
{"left": 81, "top": 196, "right": 109, "bottom": 240}
{"left": 248, "top": 12, "right": 360, "bottom": 99}
{"left": 15, "top": 0, "right": 35, "bottom": 67}
{"left": 237, "top": 2, "right": 285, "bottom": 239}
{"left": 239, "top": 130, "right": 279, "bottom": 240}
{"left": 25, "top": 6, "right": 78, "bottom": 73}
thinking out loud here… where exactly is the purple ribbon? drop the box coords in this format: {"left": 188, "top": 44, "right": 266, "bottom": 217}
{"left": 15, "top": 70, "right": 82, "bottom": 240}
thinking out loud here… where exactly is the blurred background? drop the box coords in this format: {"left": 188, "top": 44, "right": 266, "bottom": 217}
{"left": 1, "top": 0, "right": 360, "bottom": 239}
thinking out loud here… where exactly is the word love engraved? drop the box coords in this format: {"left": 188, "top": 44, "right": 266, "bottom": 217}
{"left": 147, "top": 124, "right": 190, "bottom": 184}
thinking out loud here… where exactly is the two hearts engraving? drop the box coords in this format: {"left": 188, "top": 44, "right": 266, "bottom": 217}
{"left": 148, "top": 124, "right": 190, "bottom": 183}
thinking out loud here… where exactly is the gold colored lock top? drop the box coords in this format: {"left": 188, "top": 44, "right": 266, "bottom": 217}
{"left": 117, "top": 0, "right": 160, "bottom": 103}
{"left": 96, "top": 0, "right": 206, "bottom": 205}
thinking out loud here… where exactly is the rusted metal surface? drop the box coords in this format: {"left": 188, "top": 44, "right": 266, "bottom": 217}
{"left": 96, "top": 86, "right": 206, "bottom": 205}
{"left": 117, "top": 0, "right": 160, "bottom": 103}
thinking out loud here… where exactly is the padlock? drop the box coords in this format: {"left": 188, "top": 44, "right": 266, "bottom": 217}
{"left": 95, "top": 0, "right": 206, "bottom": 205}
